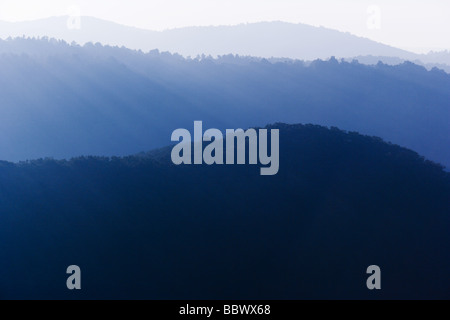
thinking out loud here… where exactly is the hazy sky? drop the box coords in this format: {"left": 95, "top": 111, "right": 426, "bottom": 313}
{"left": 0, "top": 0, "right": 448, "bottom": 53}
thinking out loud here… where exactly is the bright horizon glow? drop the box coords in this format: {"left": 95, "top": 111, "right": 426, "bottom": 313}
{"left": 0, "top": 0, "right": 449, "bottom": 54}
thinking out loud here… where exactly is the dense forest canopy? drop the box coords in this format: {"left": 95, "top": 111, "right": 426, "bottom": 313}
{"left": 0, "top": 124, "right": 449, "bottom": 299}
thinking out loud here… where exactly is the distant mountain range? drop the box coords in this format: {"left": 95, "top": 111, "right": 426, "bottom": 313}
{"left": 0, "top": 38, "right": 449, "bottom": 169}
{"left": 1, "top": 18, "right": 449, "bottom": 301}
{"left": 1, "top": 17, "right": 449, "bottom": 71}
{"left": 1, "top": 123, "right": 449, "bottom": 299}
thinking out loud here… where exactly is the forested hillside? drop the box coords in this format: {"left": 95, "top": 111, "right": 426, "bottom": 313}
{"left": 0, "top": 124, "right": 448, "bottom": 299}
{"left": 0, "top": 39, "right": 448, "bottom": 169}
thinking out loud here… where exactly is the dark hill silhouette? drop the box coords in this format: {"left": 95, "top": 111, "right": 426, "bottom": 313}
{"left": 0, "top": 123, "right": 449, "bottom": 299}
{"left": 0, "top": 38, "right": 449, "bottom": 169}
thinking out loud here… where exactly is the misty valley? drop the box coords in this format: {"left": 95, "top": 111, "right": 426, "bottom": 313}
{"left": 0, "top": 35, "right": 448, "bottom": 301}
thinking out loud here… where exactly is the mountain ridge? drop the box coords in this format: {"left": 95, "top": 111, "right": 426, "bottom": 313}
{"left": 0, "top": 38, "right": 449, "bottom": 169}
{"left": 0, "top": 17, "right": 425, "bottom": 59}
{"left": 1, "top": 123, "right": 448, "bottom": 299}
{"left": 2, "top": 16, "right": 449, "bottom": 72}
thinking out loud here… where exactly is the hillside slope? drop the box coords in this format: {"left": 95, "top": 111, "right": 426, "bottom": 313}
{"left": 0, "top": 18, "right": 416, "bottom": 60}
{"left": 0, "top": 39, "right": 449, "bottom": 169}
{"left": 0, "top": 124, "right": 449, "bottom": 299}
